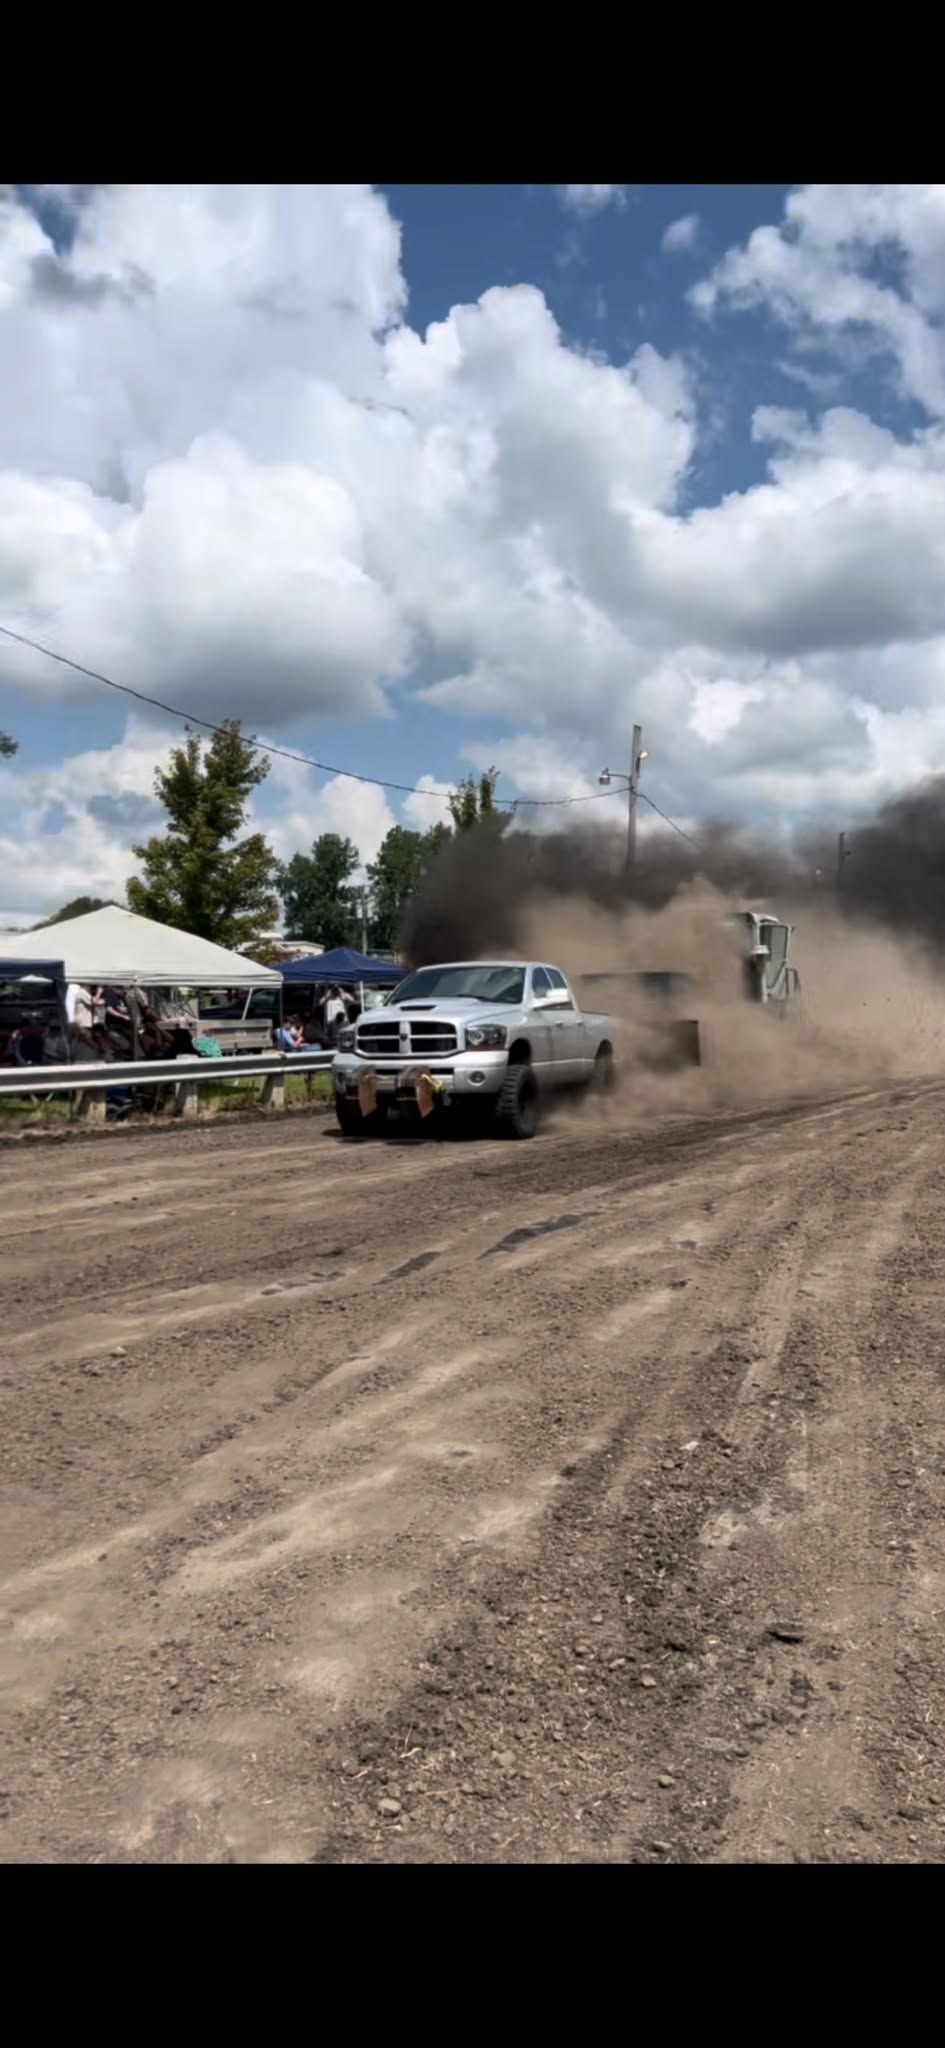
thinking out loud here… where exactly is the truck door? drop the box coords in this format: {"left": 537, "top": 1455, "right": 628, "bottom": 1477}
{"left": 527, "top": 967, "right": 557, "bottom": 1075}
{"left": 544, "top": 967, "right": 588, "bottom": 1077}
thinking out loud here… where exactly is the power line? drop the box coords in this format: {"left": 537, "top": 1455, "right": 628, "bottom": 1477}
{"left": 0, "top": 622, "right": 621, "bottom": 810}
{"left": 637, "top": 790, "right": 701, "bottom": 850}
{"left": 0, "top": 623, "right": 465, "bottom": 802}
{"left": 0, "top": 620, "right": 700, "bottom": 845}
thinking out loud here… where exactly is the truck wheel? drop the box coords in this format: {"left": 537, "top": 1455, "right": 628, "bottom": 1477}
{"left": 494, "top": 1064, "right": 539, "bottom": 1139}
{"left": 591, "top": 1047, "right": 617, "bottom": 1094}
{"left": 335, "top": 1095, "right": 388, "bottom": 1138}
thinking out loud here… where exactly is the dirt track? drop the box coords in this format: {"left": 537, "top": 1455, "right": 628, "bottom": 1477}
{"left": 4, "top": 1082, "right": 945, "bottom": 1863}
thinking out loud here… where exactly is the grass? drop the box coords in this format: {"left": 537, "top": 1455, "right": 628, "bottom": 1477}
{"left": 0, "top": 1066, "right": 333, "bottom": 1128}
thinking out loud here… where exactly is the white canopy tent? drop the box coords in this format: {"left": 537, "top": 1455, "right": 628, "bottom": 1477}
{"left": 9, "top": 906, "right": 281, "bottom": 990}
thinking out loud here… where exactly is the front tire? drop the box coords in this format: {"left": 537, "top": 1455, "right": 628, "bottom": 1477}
{"left": 335, "top": 1094, "right": 388, "bottom": 1139}
{"left": 494, "top": 1063, "right": 539, "bottom": 1139}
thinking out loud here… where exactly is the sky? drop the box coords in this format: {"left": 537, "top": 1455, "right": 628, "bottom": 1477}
{"left": 3, "top": 181, "right": 945, "bottom": 926}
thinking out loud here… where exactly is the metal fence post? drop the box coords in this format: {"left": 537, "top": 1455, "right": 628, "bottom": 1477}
{"left": 75, "top": 1091, "right": 106, "bottom": 1124}
{"left": 260, "top": 1070, "right": 286, "bottom": 1111}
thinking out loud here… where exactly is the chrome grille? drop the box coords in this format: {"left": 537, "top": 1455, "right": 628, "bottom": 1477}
{"left": 356, "top": 1020, "right": 401, "bottom": 1057}
{"left": 408, "top": 1022, "right": 458, "bottom": 1056}
{"left": 354, "top": 1019, "right": 459, "bottom": 1058}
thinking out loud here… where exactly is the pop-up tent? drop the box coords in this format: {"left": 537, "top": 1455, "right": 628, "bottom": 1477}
{"left": 8, "top": 906, "right": 281, "bottom": 989}
{"left": 0, "top": 957, "right": 66, "bottom": 984}
{"left": 0, "top": 957, "right": 71, "bottom": 1062}
{"left": 282, "top": 945, "right": 402, "bottom": 988}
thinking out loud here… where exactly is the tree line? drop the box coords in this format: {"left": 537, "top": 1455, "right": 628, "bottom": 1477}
{"left": 29, "top": 721, "right": 507, "bottom": 953}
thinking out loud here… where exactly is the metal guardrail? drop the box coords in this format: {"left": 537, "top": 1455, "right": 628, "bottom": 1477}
{"left": 0, "top": 1049, "right": 335, "bottom": 1119}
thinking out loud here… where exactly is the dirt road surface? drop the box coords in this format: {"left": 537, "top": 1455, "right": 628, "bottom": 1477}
{"left": 4, "top": 1084, "right": 945, "bottom": 1863}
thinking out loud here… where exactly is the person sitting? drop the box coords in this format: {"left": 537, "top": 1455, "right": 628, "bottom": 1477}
{"left": 88, "top": 1026, "right": 135, "bottom": 1117}
{"left": 12, "top": 1018, "right": 46, "bottom": 1067}
{"left": 274, "top": 1015, "right": 305, "bottom": 1053}
{"left": 169, "top": 1026, "right": 199, "bottom": 1059}
{"left": 43, "top": 1022, "right": 70, "bottom": 1063}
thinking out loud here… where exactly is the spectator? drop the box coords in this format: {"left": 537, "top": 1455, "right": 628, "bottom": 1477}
{"left": 275, "top": 1015, "right": 305, "bottom": 1053}
{"left": 43, "top": 1021, "right": 70, "bottom": 1063}
{"left": 65, "top": 983, "right": 94, "bottom": 1033}
{"left": 169, "top": 1027, "right": 199, "bottom": 1059}
{"left": 88, "top": 1025, "right": 135, "bottom": 1118}
{"left": 12, "top": 1018, "right": 46, "bottom": 1066}
{"left": 323, "top": 986, "right": 347, "bottom": 1045}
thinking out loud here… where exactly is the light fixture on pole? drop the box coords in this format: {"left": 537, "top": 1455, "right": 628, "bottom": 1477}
{"left": 599, "top": 725, "right": 647, "bottom": 878}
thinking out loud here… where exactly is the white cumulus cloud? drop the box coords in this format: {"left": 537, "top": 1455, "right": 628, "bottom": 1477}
{"left": 692, "top": 183, "right": 945, "bottom": 417}
{"left": 5, "top": 180, "right": 945, "bottom": 904}
{"left": 662, "top": 213, "right": 700, "bottom": 254}
{"left": 557, "top": 186, "right": 629, "bottom": 218}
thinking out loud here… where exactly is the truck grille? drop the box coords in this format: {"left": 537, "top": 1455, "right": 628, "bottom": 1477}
{"left": 407, "top": 1023, "right": 458, "bottom": 1056}
{"left": 355, "top": 1020, "right": 459, "bottom": 1058}
{"left": 356, "top": 1020, "right": 400, "bottom": 1057}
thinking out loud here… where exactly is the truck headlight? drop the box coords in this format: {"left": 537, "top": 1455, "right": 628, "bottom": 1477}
{"left": 465, "top": 1023, "right": 507, "bottom": 1050}
{"left": 337, "top": 1025, "right": 355, "bottom": 1051}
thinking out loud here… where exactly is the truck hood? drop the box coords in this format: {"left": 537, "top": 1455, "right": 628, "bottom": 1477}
{"left": 375, "top": 999, "right": 517, "bottom": 1027}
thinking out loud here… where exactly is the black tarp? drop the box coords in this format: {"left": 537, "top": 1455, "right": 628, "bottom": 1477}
{"left": 0, "top": 958, "right": 66, "bottom": 984}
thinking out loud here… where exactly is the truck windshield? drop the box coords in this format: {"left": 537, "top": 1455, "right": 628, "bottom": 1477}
{"left": 391, "top": 965, "right": 525, "bottom": 1005}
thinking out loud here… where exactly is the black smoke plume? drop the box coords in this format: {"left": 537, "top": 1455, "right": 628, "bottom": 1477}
{"left": 398, "top": 776, "right": 945, "bottom": 965}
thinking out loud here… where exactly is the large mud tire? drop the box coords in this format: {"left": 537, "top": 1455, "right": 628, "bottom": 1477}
{"left": 335, "top": 1095, "right": 388, "bottom": 1139}
{"left": 494, "top": 1063, "right": 539, "bottom": 1140}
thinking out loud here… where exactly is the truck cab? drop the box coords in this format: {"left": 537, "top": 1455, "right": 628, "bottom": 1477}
{"left": 737, "top": 911, "right": 800, "bottom": 1006}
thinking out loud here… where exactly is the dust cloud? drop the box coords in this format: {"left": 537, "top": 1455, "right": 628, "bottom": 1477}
{"left": 524, "top": 887, "right": 945, "bottom": 1123}
{"left": 398, "top": 787, "right": 945, "bottom": 1115}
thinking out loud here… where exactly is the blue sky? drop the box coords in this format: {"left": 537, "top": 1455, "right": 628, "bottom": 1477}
{"left": 3, "top": 182, "right": 945, "bottom": 922}
{"left": 6, "top": 183, "right": 789, "bottom": 769}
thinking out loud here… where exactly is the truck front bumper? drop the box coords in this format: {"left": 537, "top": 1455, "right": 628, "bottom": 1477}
{"left": 332, "top": 1052, "right": 507, "bottom": 1102}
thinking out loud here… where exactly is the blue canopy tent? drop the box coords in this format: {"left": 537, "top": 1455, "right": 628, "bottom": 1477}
{"left": 281, "top": 946, "right": 403, "bottom": 988}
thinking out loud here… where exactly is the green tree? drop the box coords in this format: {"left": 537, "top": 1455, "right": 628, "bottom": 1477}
{"left": 367, "top": 823, "right": 451, "bottom": 950}
{"left": 0, "top": 730, "right": 17, "bottom": 759}
{"left": 127, "top": 720, "right": 279, "bottom": 951}
{"left": 35, "top": 895, "right": 114, "bottom": 928}
{"left": 277, "top": 833, "right": 360, "bottom": 948}
{"left": 447, "top": 767, "right": 507, "bottom": 832}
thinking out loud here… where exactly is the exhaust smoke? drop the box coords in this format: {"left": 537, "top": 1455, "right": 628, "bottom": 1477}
{"left": 398, "top": 778, "right": 945, "bottom": 1112}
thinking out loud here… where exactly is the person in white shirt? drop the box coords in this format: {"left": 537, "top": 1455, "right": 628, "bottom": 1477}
{"left": 323, "top": 986, "right": 347, "bottom": 1044}
{"left": 65, "top": 984, "right": 94, "bottom": 1031}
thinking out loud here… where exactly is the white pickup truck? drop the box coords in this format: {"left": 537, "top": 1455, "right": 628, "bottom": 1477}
{"left": 332, "top": 959, "right": 617, "bottom": 1139}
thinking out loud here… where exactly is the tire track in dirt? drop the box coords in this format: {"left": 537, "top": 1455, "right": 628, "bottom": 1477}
{"left": 2, "top": 1080, "right": 943, "bottom": 1861}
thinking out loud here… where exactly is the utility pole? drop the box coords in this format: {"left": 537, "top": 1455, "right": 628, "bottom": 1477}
{"left": 627, "top": 724, "right": 644, "bottom": 876}
{"left": 599, "top": 726, "right": 649, "bottom": 885}
{"left": 837, "top": 831, "right": 850, "bottom": 890}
